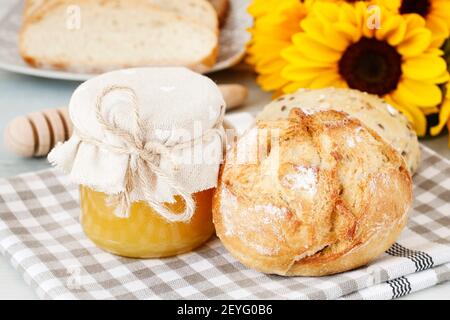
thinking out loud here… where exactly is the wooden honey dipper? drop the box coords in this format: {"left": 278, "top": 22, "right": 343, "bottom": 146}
{"left": 4, "top": 84, "right": 248, "bottom": 158}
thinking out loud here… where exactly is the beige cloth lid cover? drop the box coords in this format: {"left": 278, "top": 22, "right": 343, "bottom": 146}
{"left": 48, "top": 67, "right": 225, "bottom": 219}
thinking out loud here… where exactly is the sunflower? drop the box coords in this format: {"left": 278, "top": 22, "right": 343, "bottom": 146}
{"left": 430, "top": 83, "right": 450, "bottom": 144}
{"left": 280, "top": 1, "right": 449, "bottom": 136}
{"left": 430, "top": 39, "right": 450, "bottom": 143}
{"left": 246, "top": 0, "right": 310, "bottom": 94}
{"left": 247, "top": 0, "right": 282, "bottom": 19}
{"left": 377, "top": 0, "right": 450, "bottom": 48}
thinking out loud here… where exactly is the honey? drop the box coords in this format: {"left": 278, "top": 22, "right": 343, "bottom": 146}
{"left": 80, "top": 186, "right": 215, "bottom": 258}
{"left": 49, "top": 68, "right": 226, "bottom": 259}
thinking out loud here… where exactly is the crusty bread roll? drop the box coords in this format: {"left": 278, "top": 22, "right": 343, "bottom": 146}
{"left": 213, "top": 109, "right": 412, "bottom": 276}
{"left": 257, "top": 88, "right": 421, "bottom": 174}
{"left": 20, "top": 0, "right": 218, "bottom": 74}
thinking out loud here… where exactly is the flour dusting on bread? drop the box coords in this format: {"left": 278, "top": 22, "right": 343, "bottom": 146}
{"left": 213, "top": 108, "right": 413, "bottom": 276}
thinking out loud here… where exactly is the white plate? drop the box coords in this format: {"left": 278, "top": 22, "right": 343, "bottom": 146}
{"left": 0, "top": 0, "right": 252, "bottom": 81}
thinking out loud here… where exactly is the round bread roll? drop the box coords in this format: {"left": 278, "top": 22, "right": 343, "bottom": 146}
{"left": 213, "top": 109, "right": 413, "bottom": 276}
{"left": 257, "top": 88, "right": 421, "bottom": 175}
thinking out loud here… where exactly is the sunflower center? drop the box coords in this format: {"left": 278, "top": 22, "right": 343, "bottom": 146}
{"left": 399, "top": 0, "right": 431, "bottom": 17}
{"left": 338, "top": 38, "right": 402, "bottom": 96}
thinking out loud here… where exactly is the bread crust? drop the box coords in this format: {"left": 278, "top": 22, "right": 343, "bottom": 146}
{"left": 213, "top": 109, "right": 412, "bottom": 276}
{"left": 20, "top": 0, "right": 219, "bottom": 74}
{"left": 23, "top": 0, "right": 49, "bottom": 21}
{"left": 257, "top": 88, "right": 421, "bottom": 175}
{"left": 209, "top": 0, "right": 229, "bottom": 27}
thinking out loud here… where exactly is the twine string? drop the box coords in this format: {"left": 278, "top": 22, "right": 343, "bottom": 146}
{"left": 76, "top": 85, "right": 225, "bottom": 222}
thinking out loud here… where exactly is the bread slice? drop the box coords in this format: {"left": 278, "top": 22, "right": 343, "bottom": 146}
{"left": 20, "top": 0, "right": 218, "bottom": 73}
{"left": 209, "top": 0, "right": 229, "bottom": 27}
{"left": 23, "top": 0, "right": 46, "bottom": 20}
{"left": 147, "top": 0, "right": 218, "bottom": 32}
{"left": 24, "top": 0, "right": 219, "bottom": 31}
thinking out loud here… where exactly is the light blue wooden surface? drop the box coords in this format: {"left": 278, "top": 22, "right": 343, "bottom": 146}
{"left": 0, "top": 71, "right": 79, "bottom": 176}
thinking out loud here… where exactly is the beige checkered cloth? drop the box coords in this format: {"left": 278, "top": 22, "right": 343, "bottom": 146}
{"left": 0, "top": 145, "right": 449, "bottom": 300}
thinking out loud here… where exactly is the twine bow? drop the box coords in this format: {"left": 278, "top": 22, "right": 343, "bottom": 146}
{"left": 77, "top": 85, "right": 225, "bottom": 222}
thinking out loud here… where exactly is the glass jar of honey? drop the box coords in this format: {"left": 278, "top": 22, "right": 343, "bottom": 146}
{"left": 48, "top": 67, "right": 225, "bottom": 259}
{"left": 80, "top": 186, "right": 215, "bottom": 258}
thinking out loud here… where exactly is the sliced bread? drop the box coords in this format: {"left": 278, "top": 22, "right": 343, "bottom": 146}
{"left": 24, "top": 0, "right": 219, "bottom": 31}
{"left": 20, "top": 0, "right": 218, "bottom": 73}
{"left": 208, "top": 0, "right": 229, "bottom": 27}
{"left": 147, "top": 0, "right": 219, "bottom": 32}
{"left": 23, "top": 0, "right": 47, "bottom": 20}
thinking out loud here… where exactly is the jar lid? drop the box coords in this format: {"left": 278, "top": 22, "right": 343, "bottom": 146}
{"left": 49, "top": 67, "right": 226, "bottom": 221}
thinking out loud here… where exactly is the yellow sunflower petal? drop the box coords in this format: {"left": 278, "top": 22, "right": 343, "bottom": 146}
{"left": 257, "top": 72, "right": 290, "bottom": 91}
{"left": 375, "top": 15, "right": 406, "bottom": 46}
{"left": 281, "top": 47, "right": 335, "bottom": 68}
{"left": 386, "top": 93, "right": 427, "bottom": 137}
{"left": 404, "top": 13, "right": 426, "bottom": 30}
{"left": 301, "top": 18, "right": 350, "bottom": 51}
{"left": 430, "top": 99, "right": 450, "bottom": 136}
{"left": 377, "top": 0, "right": 402, "bottom": 12}
{"left": 292, "top": 33, "right": 342, "bottom": 63}
{"left": 387, "top": 22, "right": 408, "bottom": 46}
{"left": 422, "top": 107, "right": 441, "bottom": 115}
{"left": 335, "top": 79, "right": 348, "bottom": 89}
{"left": 432, "top": 71, "right": 450, "bottom": 84}
{"left": 281, "top": 65, "right": 325, "bottom": 82}
{"left": 396, "top": 79, "right": 443, "bottom": 108}
{"left": 309, "top": 72, "right": 343, "bottom": 89}
{"left": 360, "top": 3, "right": 376, "bottom": 38}
{"left": 426, "top": 47, "right": 445, "bottom": 56}
{"left": 335, "top": 22, "right": 361, "bottom": 43}
{"left": 397, "top": 28, "right": 432, "bottom": 57}
{"left": 430, "top": 36, "right": 447, "bottom": 50}
{"left": 384, "top": 95, "right": 415, "bottom": 124}
{"left": 283, "top": 81, "right": 311, "bottom": 94}
{"left": 426, "top": 16, "right": 449, "bottom": 48}
{"left": 255, "top": 59, "right": 287, "bottom": 74}
{"left": 248, "top": 0, "right": 280, "bottom": 18}
{"left": 402, "top": 55, "right": 448, "bottom": 81}
{"left": 433, "top": 1, "right": 450, "bottom": 27}
{"left": 249, "top": 49, "right": 280, "bottom": 64}
{"left": 272, "top": 89, "right": 285, "bottom": 99}
{"left": 339, "top": 2, "right": 356, "bottom": 25}
{"left": 312, "top": 2, "right": 340, "bottom": 24}
{"left": 447, "top": 124, "right": 450, "bottom": 148}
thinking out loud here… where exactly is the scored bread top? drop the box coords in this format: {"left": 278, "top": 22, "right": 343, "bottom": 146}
{"left": 213, "top": 109, "right": 413, "bottom": 276}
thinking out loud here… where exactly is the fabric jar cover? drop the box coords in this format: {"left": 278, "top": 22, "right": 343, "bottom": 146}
{"left": 48, "top": 67, "right": 226, "bottom": 219}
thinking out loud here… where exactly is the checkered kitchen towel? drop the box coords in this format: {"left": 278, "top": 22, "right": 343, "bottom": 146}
{"left": 0, "top": 145, "right": 449, "bottom": 300}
